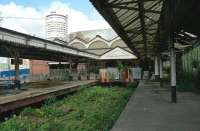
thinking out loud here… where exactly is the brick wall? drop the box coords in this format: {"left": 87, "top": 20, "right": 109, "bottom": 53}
{"left": 30, "top": 60, "right": 49, "bottom": 75}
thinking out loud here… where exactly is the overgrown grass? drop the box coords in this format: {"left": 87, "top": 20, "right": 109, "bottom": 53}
{"left": 0, "top": 83, "right": 137, "bottom": 131}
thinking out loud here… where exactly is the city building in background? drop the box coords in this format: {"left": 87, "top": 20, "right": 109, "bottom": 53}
{"left": 45, "top": 11, "right": 68, "bottom": 42}
{"left": 24, "top": 9, "right": 70, "bottom": 82}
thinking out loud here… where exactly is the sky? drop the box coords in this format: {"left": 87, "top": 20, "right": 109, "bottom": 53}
{"left": 0, "top": 0, "right": 110, "bottom": 38}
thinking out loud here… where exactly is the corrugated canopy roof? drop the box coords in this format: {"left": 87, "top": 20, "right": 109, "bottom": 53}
{"left": 90, "top": 0, "right": 163, "bottom": 60}
{"left": 90, "top": 0, "right": 200, "bottom": 61}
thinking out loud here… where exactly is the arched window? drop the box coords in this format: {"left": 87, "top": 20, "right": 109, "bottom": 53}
{"left": 88, "top": 40, "right": 109, "bottom": 49}
{"left": 70, "top": 42, "right": 86, "bottom": 49}
{"left": 111, "top": 39, "right": 127, "bottom": 48}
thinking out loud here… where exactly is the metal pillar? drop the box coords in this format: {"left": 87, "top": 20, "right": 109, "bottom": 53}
{"left": 159, "top": 57, "right": 163, "bottom": 87}
{"left": 69, "top": 58, "right": 72, "bottom": 80}
{"left": 15, "top": 57, "right": 20, "bottom": 81}
{"left": 154, "top": 55, "right": 159, "bottom": 80}
{"left": 14, "top": 57, "right": 21, "bottom": 89}
{"left": 168, "top": 0, "right": 177, "bottom": 103}
{"left": 69, "top": 61, "right": 72, "bottom": 73}
{"left": 87, "top": 60, "right": 90, "bottom": 80}
{"left": 170, "top": 43, "right": 177, "bottom": 103}
{"left": 7, "top": 58, "right": 11, "bottom": 80}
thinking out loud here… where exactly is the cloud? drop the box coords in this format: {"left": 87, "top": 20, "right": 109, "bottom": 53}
{"left": 0, "top": 1, "right": 110, "bottom": 38}
{"left": 0, "top": 2, "right": 45, "bottom": 37}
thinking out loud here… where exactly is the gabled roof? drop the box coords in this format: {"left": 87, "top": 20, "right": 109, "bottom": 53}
{"left": 68, "top": 36, "right": 88, "bottom": 44}
{"left": 100, "top": 47, "right": 137, "bottom": 60}
{"left": 70, "top": 28, "right": 118, "bottom": 41}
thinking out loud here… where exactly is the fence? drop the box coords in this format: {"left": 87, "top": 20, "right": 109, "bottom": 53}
{"left": 182, "top": 44, "right": 200, "bottom": 73}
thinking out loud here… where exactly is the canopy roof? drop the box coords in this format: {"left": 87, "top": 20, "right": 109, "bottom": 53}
{"left": 90, "top": 0, "right": 163, "bottom": 60}
{"left": 0, "top": 27, "right": 99, "bottom": 62}
{"left": 100, "top": 47, "right": 137, "bottom": 60}
{"left": 90, "top": 0, "right": 200, "bottom": 60}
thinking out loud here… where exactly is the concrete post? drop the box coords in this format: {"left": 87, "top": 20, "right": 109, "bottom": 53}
{"left": 170, "top": 45, "right": 177, "bottom": 103}
{"left": 159, "top": 57, "right": 163, "bottom": 87}
{"left": 154, "top": 55, "right": 159, "bottom": 80}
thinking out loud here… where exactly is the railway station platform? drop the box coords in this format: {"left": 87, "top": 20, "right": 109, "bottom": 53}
{"left": 112, "top": 81, "right": 200, "bottom": 131}
{"left": 0, "top": 80, "right": 96, "bottom": 113}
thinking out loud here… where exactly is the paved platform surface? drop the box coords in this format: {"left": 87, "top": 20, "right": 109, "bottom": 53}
{"left": 0, "top": 80, "right": 96, "bottom": 105}
{"left": 112, "top": 81, "right": 200, "bottom": 131}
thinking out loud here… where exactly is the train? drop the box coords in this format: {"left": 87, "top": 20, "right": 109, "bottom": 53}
{"left": 0, "top": 58, "right": 30, "bottom": 80}
{"left": 99, "top": 67, "right": 141, "bottom": 84}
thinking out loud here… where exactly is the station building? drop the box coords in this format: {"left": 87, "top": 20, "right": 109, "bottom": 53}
{"left": 68, "top": 28, "right": 137, "bottom": 67}
{"left": 0, "top": 28, "right": 139, "bottom": 82}
{"left": 67, "top": 28, "right": 139, "bottom": 82}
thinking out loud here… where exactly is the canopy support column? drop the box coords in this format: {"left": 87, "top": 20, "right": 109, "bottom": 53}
{"left": 14, "top": 56, "right": 21, "bottom": 89}
{"left": 15, "top": 57, "right": 20, "bottom": 81}
{"left": 87, "top": 60, "right": 90, "bottom": 80}
{"left": 168, "top": 0, "right": 177, "bottom": 103}
{"left": 154, "top": 55, "right": 159, "bottom": 80}
{"left": 69, "top": 58, "right": 73, "bottom": 81}
{"left": 137, "top": 0, "right": 150, "bottom": 80}
{"left": 159, "top": 56, "right": 163, "bottom": 87}
{"left": 170, "top": 38, "right": 177, "bottom": 103}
